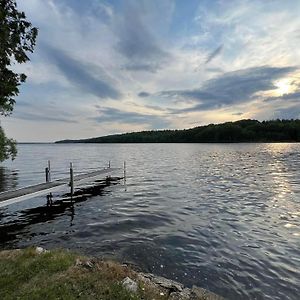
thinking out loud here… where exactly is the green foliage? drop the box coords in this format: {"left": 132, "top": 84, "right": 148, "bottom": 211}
{"left": 57, "top": 119, "right": 300, "bottom": 144}
{"left": 0, "top": 0, "right": 38, "bottom": 161}
{"left": 0, "top": 0, "right": 38, "bottom": 115}
{"left": 0, "top": 126, "right": 16, "bottom": 161}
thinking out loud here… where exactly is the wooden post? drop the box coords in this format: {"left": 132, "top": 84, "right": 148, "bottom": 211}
{"left": 45, "top": 167, "right": 49, "bottom": 183}
{"left": 108, "top": 160, "right": 111, "bottom": 168}
{"left": 69, "top": 162, "right": 74, "bottom": 196}
{"left": 48, "top": 160, "right": 51, "bottom": 182}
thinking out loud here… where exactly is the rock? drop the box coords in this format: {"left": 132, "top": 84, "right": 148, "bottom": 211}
{"left": 137, "top": 273, "right": 161, "bottom": 292}
{"left": 169, "top": 288, "right": 191, "bottom": 300}
{"left": 75, "top": 258, "right": 95, "bottom": 269}
{"left": 122, "top": 277, "right": 138, "bottom": 293}
{"left": 85, "top": 260, "right": 94, "bottom": 269}
{"left": 137, "top": 272, "right": 225, "bottom": 299}
{"left": 35, "top": 247, "right": 49, "bottom": 254}
{"left": 191, "top": 286, "right": 225, "bottom": 300}
{"left": 141, "top": 273, "right": 184, "bottom": 292}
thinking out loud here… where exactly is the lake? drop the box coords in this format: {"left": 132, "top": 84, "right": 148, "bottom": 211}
{"left": 0, "top": 143, "right": 300, "bottom": 299}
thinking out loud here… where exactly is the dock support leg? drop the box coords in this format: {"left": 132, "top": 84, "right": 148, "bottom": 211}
{"left": 45, "top": 167, "right": 49, "bottom": 183}
{"left": 70, "top": 162, "right": 74, "bottom": 197}
{"left": 48, "top": 160, "right": 51, "bottom": 182}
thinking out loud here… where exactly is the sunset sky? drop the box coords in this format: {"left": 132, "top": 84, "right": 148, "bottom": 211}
{"left": 2, "top": 0, "right": 300, "bottom": 142}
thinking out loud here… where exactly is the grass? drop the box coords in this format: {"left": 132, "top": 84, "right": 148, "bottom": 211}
{"left": 0, "top": 248, "right": 167, "bottom": 300}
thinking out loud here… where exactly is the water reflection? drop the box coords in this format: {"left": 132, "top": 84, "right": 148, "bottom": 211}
{"left": 0, "top": 167, "right": 18, "bottom": 193}
{"left": 0, "top": 177, "right": 121, "bottom": 244}
{"left": 265, "top": 144, "right": 299, "bottom": 236}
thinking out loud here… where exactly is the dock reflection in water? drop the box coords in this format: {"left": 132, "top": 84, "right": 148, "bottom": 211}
{"left": 0, "top": 177, "right": 122, "bottom": 245}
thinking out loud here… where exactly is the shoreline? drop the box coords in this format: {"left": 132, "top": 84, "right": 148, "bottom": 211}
{"left": 0, "top": 247, "right": 225, "bottom": 300}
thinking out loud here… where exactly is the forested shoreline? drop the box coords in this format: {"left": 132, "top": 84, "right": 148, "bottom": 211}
{"left": 56, "top": 119, "right": 300, "bottom": 143}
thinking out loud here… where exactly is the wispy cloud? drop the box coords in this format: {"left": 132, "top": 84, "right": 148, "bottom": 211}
{"left": 12, "top": 101, "right": 78, "bottom": 124}
{"left": 13, "top": 111, "right": 78, "bottom": 124}
{"left": 138, "top": 92, "right": 151, "bottom": 98}
{"left": 205, "top": 45, "right": 223, "bottom": 64}
{"left": 92, "top": 106, "right": 170, "bottom": 129}
{"left": 114, "top": 1, "right": 171, "bottom": 72}
{"left": 158, "top": 66, "right": 297, "bottom": 111}
{"left": 264, "top": 90, "right": 300, "bottom": 102}
{"left": 42, "top": 44, "right": 121, "bottom": 100}
{"left": 274, "top": 105, "right": 300, "bottom": 119}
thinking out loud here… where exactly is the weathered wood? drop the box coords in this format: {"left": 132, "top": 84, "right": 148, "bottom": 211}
{"left": 0, "top": 167, "right": 120, "bottom": 207}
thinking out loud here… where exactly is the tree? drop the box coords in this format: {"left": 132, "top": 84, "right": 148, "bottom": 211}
{"left": 0, "top": 126, "right": 16, "bottom": 161}
{"left": 0, "top": 0, "right": 38, "bottom": 161}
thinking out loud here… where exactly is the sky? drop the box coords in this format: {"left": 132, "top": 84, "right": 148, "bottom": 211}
{"left": 2, "top": 0, "right": 300, "bottom": 142}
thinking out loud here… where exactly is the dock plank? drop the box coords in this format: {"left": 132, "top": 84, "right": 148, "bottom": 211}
{"left": 0, "top": 168, "right": 120, "bottom": 207}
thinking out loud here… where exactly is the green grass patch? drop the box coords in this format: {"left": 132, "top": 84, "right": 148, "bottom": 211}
{"left": 0, "top": 248, "right": 166, "bottom": 300}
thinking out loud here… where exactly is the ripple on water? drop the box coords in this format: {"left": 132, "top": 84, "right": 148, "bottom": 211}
{"left": 1, "top": 143, "right": 300, "bottom": 300}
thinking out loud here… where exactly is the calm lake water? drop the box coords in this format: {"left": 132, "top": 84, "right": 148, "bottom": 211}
{"left": 0, "top": 143, "right": 300, "bottom": 299}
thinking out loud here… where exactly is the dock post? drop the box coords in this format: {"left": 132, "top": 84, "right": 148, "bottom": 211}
{"left": 48, "top": 160, "right": 51, "bottom": 182}
{"left": 45, "top": 167, "right": 49, "bottom": 183}
{"left": 70, "top": 162, "right": 74, "bottom": 197}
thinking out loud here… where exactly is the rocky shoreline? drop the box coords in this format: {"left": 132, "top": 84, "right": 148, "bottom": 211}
{"left": 0, "top": 247, "right": 225, "bottom": 300}
{"left": 60, "top": 247, "right": 225, "bottom": 300}
{"left": 134, "top": 272, "right": 224, "bottom": 300}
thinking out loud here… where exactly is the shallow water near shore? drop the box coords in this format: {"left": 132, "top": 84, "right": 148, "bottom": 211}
{"left": 0, "top": 143, "right": 300, "bottom": 299}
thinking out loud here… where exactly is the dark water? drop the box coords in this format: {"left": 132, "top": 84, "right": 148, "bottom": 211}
{"left": 1, "top": 143, "right": 300, "bottom": 300}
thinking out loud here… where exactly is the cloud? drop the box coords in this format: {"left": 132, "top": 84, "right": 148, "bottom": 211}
{"left": 158, "top": 66, "right": 297, "bottom": 112}
{"left": 12, "top": 99, "right": 78, "bottom": 124}
{"left": 114, "top": 2, "right": 171, "bottom": 72}
{"left": 42, "top": 44, "right": 121, "bottom": 100}
{"left": 92, "top": 107, "right": 169, "bottom": 129}
{"left": 264, "top": 90, "right": 300, "bottom": 102}
{"left": 13, "top": 111, "right": 77, "bottom": 124}
{"left": 8, "top": 0, "right": 300, "bottom": 142}
{"left": 205, "top": 67, "right": 223, "bottom": 73}
{"left": 59, "top": 0, "right": 114, "bottom": 22}
{"left": 274, "top": 105, "right": 300, "bottom": 119}
{"left": 122, "top": 63, "right": 161, "bottom": 73}
{"left": 205, "top": 45, "right": 223, "bottom": 64}
{"left": 138, "top": 92, "right": 151, "bottom": 97}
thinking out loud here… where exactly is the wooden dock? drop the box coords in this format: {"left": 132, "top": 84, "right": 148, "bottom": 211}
{"left": 0, "top": 166, "right": 121, "bottom": 208}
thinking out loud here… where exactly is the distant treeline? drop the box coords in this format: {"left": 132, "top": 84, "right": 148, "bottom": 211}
{"left": 56, "top": 119, "right": 300, "bottom": 143}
